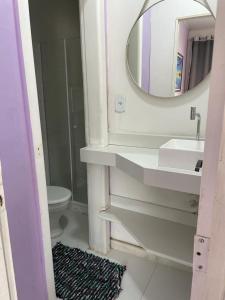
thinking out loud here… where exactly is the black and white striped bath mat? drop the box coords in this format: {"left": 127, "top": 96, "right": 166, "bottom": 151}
{"left": 52, "top": 243, "right": 126, "bottom": 300}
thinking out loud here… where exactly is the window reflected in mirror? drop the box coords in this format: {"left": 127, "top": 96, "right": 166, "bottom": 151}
{"left": 127, "top": 0, "right": 215, "bottom": 98}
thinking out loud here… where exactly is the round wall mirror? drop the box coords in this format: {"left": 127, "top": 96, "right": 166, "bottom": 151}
{"left": 127, "top": 0, "right": 215, "bottom": 98}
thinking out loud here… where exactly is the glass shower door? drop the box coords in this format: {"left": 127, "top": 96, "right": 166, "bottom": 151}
{"left": 35, "top": 37, "right": 87, "bottom": 203}
{"left": 66, "top": 37, "right": 87, "bottom": 204}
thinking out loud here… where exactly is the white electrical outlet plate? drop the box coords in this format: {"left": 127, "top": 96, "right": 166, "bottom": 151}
{"left": 115, "top": 95, "right": 126, "bottom": 113}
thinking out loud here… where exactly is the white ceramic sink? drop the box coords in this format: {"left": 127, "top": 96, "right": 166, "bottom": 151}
{"left": 159, "top": 139, "right": 205, "bottom": 171}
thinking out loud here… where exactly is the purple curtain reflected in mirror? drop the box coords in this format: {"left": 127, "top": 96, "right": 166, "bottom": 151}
{"left": 127, "top": 0, "right": 215, "bottom": 98}
{"left": 185, "top": 37, "right": 214, "bottom": 91}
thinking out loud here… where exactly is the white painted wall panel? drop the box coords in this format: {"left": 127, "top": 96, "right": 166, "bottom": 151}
{"left": 106, "top": 0, "right": 217, "bottom": 138}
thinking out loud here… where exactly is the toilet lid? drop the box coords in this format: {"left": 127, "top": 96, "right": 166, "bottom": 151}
{"left": 47, "top": 186, "right": 72, "bottom": 204}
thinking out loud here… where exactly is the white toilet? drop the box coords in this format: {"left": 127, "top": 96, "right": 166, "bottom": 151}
{"left": 47, "top": 186, "right": 71, "bottom": 238}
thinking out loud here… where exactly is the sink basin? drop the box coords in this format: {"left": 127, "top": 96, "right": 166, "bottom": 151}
{"left": 158, "top": 139, "right": 205, "bottom": 171}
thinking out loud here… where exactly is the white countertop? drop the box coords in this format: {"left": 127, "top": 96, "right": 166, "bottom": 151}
{"left": 80, "top": 145, "right": 201, "bottom": 194}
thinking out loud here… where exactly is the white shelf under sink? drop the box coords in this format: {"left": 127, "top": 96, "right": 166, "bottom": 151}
{"left": 80, "top": 145, "right": 201, "bottom": 194}
{"left": 99, "top": 206, "right": 195, "bottom": 267}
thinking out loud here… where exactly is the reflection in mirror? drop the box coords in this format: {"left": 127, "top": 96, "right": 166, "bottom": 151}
{"left": 127, "top": 0, "right": 215, "bottom": 98}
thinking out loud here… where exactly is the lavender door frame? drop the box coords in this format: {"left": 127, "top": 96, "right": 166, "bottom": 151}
{"left": 0, "top": 0, "right": 55, "bottom": 299}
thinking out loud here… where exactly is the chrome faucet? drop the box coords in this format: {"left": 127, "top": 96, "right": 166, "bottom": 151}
{"left": 190, "top": 107, "right": 201, "bottom": 141}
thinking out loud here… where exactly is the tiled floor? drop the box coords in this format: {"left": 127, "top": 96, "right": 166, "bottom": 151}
{"left": 53, "top": 209, "right": 192, "bottom": 300}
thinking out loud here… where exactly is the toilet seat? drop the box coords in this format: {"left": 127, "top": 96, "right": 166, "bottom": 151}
{"left": 47, "top": 186, "right": 72, "bottom": 205}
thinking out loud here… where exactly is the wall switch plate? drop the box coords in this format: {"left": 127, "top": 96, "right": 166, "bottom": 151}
{"left": 115, "top": 95, "right": 126, "bottom": 113}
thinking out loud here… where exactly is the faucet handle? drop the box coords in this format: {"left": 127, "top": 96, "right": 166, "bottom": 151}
{"left": 190, "top": 107, "right": 196, "bottom": 120}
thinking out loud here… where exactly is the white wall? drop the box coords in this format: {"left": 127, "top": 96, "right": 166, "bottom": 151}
{"left": 107, "top": 0, "right": 217, "bottom": 140}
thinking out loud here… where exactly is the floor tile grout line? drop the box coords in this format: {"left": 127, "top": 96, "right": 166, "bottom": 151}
{"left": 141, "top": 261, "right": 158, "bottom": 300}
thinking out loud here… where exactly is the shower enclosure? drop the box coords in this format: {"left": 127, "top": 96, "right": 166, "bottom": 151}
{"left": 34, "top": 37, "right": 87, "bottom": 203}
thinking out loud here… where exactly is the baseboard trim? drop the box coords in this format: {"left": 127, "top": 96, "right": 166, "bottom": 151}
{"left": 111, "top": 239, "right": 192, "bottom": 272}
{"left": 111, "top": 239, "right": 147, "bottom": 258}
{"left": 70, "top": 201, "right": 88, "bottom": 215}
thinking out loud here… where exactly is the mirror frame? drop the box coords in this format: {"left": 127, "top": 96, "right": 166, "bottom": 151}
{"left": 126, "top": 0, "right": 215, "bottom": 99}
